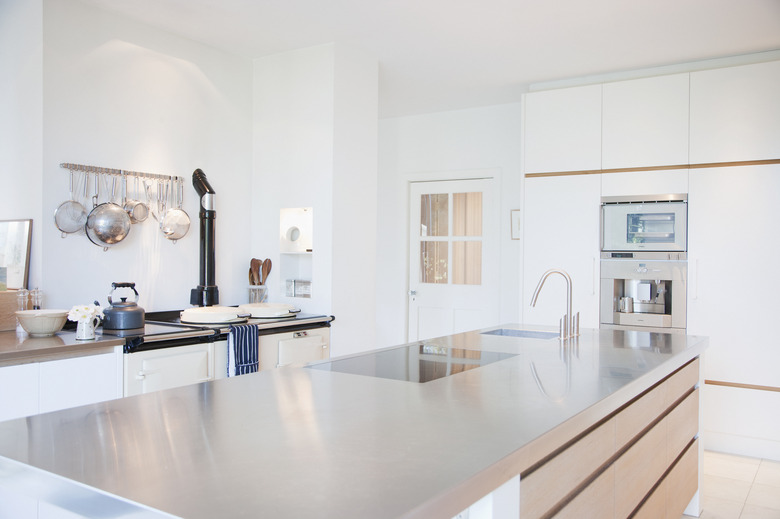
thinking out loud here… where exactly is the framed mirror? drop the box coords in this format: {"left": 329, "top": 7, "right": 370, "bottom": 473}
{"left": 0, "top": 219, "right": 32, "bottom": 290}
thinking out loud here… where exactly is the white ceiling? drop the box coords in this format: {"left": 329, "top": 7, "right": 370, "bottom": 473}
{"left": 81, "top": 0, "right": 780, "bottom": 118}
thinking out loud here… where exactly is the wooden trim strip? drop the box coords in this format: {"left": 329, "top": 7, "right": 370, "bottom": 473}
{"left": 704, "top": 379, "right": 780, "bottom": 393}
{"left": 525, "top": 158, "right": 780, "bottom": 178}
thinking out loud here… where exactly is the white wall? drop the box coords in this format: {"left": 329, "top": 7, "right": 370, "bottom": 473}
{"left": 377, "top": 103, "right": 523, "bottom": 348}
{"left": 253, "top": 43, "right": 378, "bottom": 357}
{"left": 0, "top": 0, "right": 43, "bottom": 287}
{"left": 35, "top": 0, "right": 253, "bottom": 311}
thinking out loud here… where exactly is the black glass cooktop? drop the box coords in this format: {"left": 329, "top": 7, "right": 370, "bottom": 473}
{"left": 308, "top": 343, "right": 517, "bottom": 383}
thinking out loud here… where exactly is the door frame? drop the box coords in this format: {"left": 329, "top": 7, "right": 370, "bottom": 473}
{"left": 404, "top": 168, "right": 501, "bottom": 341}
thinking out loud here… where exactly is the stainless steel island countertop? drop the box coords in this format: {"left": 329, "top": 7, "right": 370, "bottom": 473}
{"left": 0, "top": 325, "right": 707, "bottom": 518}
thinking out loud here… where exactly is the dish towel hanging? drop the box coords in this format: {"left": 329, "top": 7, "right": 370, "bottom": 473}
{"left": 227, "top": 324, "right": 259, "bottom": 377}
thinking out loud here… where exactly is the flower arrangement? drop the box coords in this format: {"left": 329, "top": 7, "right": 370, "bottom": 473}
{"left": 68, "top": 304, "right": 104, "bottom": 323}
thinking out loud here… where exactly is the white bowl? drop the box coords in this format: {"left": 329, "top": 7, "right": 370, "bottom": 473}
{"left": 15, "top": 309, "right": 69, "bottom": 337}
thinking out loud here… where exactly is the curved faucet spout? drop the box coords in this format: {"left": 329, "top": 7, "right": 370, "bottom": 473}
{"left": 530, "top": 269, "right": 575, "bottom": 338}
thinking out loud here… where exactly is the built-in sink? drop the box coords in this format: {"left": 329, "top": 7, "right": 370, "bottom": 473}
{"left": 307, "top": 343, "right": 517, "bottom": 383}
{"left": 481, "top": 329, "right": 559, "bottom": 339}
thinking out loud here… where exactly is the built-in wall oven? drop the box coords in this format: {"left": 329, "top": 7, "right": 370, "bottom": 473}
{"left": 600, "top": 194, "right": 688, "bottom": 333}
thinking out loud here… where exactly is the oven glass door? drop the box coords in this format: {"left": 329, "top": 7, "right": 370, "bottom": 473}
{"left": 602, "top": 202, "right": 687, "bottom": 252}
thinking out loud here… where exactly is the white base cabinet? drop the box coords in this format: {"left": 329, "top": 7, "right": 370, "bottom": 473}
{"left": 0, "top": 352, "right": 121, "bottom": 422}
{"left": 0, "top": 351, "right": 122, "bottom": 519}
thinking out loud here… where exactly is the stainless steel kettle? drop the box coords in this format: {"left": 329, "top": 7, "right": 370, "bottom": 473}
{"left": 103, "top": 282, "right": 145, "bottom": 331}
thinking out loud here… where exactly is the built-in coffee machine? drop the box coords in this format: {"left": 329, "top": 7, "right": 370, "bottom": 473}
{"left": 599, "top": 194, "right": 688, "bottom": 333}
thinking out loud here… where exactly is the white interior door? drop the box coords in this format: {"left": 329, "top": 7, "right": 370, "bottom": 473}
{"left": 408, "top": 179, "right": 499, "bottom": 342}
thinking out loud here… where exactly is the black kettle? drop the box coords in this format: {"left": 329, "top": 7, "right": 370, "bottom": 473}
{"left": 103, "top": 282, "right": 145, "bottom": 331}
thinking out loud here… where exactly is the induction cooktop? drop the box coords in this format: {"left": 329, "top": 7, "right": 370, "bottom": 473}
{"left": 307, "top": 343, "right": 517, "bottom": 383}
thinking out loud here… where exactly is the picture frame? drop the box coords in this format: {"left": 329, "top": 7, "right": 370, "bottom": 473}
{"left": 0, "top": 219, "right": 32, "bottom": 290}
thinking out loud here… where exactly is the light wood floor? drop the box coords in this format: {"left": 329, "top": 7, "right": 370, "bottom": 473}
{"left": 683, "top": 450, "right": 780, "bottom": 519}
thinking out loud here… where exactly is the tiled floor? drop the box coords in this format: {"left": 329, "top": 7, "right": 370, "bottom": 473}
{"left": 684, "top": 450, "right": 780, "bottom": 519}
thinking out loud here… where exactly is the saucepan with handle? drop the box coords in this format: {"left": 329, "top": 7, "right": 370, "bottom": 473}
{"left": 85, "top": 174, "right": 132, "bottom": 251}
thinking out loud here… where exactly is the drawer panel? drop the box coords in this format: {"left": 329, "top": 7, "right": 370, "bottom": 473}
{"left": 520, "top": 419, "right": 615, "bottom": 518}
{"left": 553, "top": 466, "right": 615, "bottom": 519}
{"left": 666, "top": 439, "right": 699, "bottom": 519}
{"left": 664, "top": 358, "right": 699, "bottom": 408}
{"left": 666, "top": 388, "right": 699, "bottom": 466}
{"left": 615, "top": 357, "right": 699, "bottom": 448}
{"left": 614, "top": 417, "right": 668, "bottom": 518}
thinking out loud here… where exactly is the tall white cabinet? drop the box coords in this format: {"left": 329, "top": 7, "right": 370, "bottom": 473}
{"left": 522, "top": 175, "right": 601, "bottom": 328}
{"left": 688, "top": 165, "right": 780, "bottom": 458}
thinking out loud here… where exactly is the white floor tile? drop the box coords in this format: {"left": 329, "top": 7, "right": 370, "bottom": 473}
{"left": 739, "top": 504, "right": 780, "bottom": 519}
{"left": 755, "top": 460, "right": 780, "bottom": 489}
{"left": 746, "top": 483, "right": 780, "bottom": 511}
{"left": 694, "top": 495, "right": 743, "bottom": 519}
{"left": 703, "top": 474, "right": 753, "bottom": 504}
{"left": 704, "top": 451, "right": 761, "bottom": 483}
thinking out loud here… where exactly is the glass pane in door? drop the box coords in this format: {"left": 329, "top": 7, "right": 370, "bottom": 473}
{"left": 452, "top": 241, "right": 482, "bottom": 285}
{"left": 420, "top": 241, "right": 448, "bottom": 284}
{"left": 453, "top": 192, "right": 482, "bottom": 237}
{"left": 420, "top": 194, "right": 448, "bottom": 237}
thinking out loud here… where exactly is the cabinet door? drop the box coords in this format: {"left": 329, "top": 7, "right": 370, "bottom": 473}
{"left": 524, "top": 85, "right": 602, "bottom": 174}
{"left": 690, "top": 60, "right": 780, "bottom": 163}
{"left": 601, "top": 169, "right": 689, "bottom": 198}
{"left": 522, "top": 175, "right": 601, "bottom": 328}
{"left": 278, "top": 335, "right": 328, "bottom": 367}
{"left": 602, "top": 73, "right": 690, "bottom": 169}
{"left": 124, "top": 344, "right": 212, "bottom": 396}
{"left": 688, "top": 165, "right": 780, "bottom": 456}
{"left": 39, "top": 352, "right": 121, "bottom": 414}
{"left": 688, "top": 165, "right": 780, "bottom": 385}
{"left": 0, "top": 363, "right": 39, "bottom": 421}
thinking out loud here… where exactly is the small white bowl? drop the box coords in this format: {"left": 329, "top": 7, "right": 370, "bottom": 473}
{"left": 15, "top": 309, "right": 69, "bottom": 337}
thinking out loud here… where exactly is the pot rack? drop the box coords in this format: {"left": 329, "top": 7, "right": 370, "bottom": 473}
{"left": 59, "top": 162, "right": 184, "bottom": 183}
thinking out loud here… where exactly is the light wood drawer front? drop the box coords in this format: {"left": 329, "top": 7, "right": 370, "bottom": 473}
{"left": 666, "top": 439, "right": 699, "bottom": 519}
{"left": 614, "top": 417, "right": 668, "bottom": 519}
{"left": 554, "top": 466, "right": 615, "bottom": 519}
{"left": 519, "top": 419, "right": 615, "bottom": 518}
{"left": 615, "top": 358, "right": 699, "bottom": 448}
{"left": 615, "top": 376, "right": 667, "bottom": 448}
{"left": 664, "top": 358, "right": 699, "bottom": 408}
{"left": 666, "top": 389, "right": 699, "bottom": 466}
{"left": 631, "top": 478, "right": 666, "bottom": 519}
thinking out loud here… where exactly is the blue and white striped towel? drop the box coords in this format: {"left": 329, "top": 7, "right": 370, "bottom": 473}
{"left": 227, "top": 324, "right": 259, "bottom": 377}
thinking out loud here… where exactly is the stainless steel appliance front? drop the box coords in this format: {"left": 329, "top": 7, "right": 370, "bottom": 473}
{"left": 601, "top": 194, "right": 687, "bottom": 258}
{"left": 600, "top": 259, "right": 687, "bottom": 332}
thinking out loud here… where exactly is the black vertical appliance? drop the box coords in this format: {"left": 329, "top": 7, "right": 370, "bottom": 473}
{"left": 190, "top": 169, "right": 219, "bottom": 307}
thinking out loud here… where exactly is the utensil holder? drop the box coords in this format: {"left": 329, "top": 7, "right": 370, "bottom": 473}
{"left": 248, "top": 285, "right": 268, "bottom": 304}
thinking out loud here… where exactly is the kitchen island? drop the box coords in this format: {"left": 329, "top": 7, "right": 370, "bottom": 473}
{"left": 0, "top": 325, "right": 707, "bottom": 518}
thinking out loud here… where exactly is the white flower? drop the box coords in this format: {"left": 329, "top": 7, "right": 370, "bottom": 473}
{"left": 68, "top": 304, "right": 104, "bottom": 322}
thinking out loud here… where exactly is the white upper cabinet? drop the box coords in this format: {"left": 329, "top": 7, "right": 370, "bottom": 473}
{"left": 690, "top": 60, "right": 780, "bottom": 164}
{"left": 601, "top": 169, "right": 689, "bottom": 198}
{"left": 602, "top": 74, "right": 690, "bottom": 169}
{"left": 524, "top": 84, "right": 602, "bottom": 174}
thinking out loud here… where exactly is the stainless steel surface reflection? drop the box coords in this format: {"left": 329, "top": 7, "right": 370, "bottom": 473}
{"left": 307, "top": 343, "right": 517, "bottom": 383}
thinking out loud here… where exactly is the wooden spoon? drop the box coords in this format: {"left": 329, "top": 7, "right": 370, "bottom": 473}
{"left": 250, "top": 258, "right": 262, "bottom": 285}
{"left": 261, "top": 258, "right": 272, "bottom": 285}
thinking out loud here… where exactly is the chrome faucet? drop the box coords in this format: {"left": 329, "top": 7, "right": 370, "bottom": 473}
{"left": 530, "top": 268, "right": 579, "bottom": 340}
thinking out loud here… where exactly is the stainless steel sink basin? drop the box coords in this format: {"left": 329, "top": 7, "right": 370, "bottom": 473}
{"left": 481, "top": 329, "right": 559, "bottom": 339}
